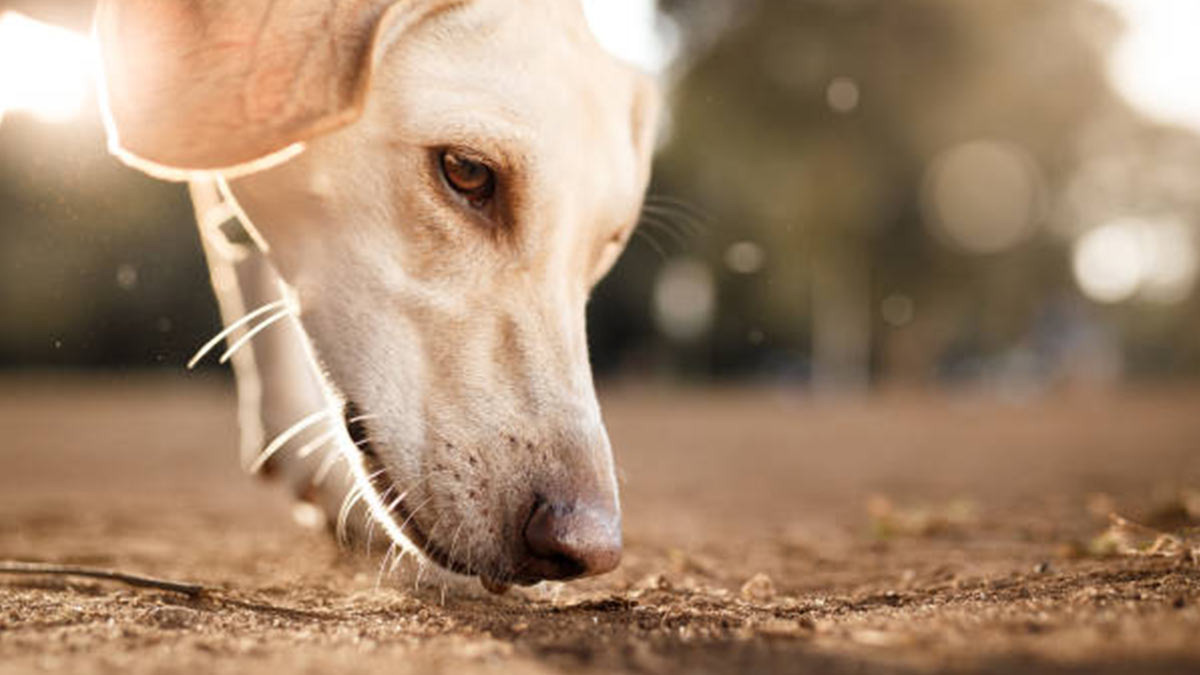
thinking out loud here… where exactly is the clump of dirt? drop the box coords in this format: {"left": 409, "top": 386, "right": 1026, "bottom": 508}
{"left": 1085, "top": 514, "right": 1199, "bottom": 562}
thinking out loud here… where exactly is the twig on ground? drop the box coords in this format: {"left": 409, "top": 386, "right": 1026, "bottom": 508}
{"left": 0, "top": 561, "right": 207, "bottom": 597}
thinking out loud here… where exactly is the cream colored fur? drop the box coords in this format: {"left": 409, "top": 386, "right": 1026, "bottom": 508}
{"left": 97, "top": 0, "right": 659, "bottom": 587}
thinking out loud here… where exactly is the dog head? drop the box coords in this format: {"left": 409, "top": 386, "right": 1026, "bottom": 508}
{"left": 97, "top": 0, "right": 659, "bottom": 587}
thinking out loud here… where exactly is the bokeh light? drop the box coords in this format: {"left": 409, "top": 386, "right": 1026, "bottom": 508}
{"left": 653, "top": 259, "right": 716, "bottom": 342}
{"left": 826, "top": 77, "right": 861, "bottom": 114}
{"left": 580, "top": 0, "right": 678, "bottom": 72}
{"left": 880, "top": 294, "right": 915, "bottom": 328}
{"left": 1072, "top": 218, "right": 1198, "bottom": 305}
{"left": 0, "top": 12, "right": 94, "bottom": 124}
{"left": 1138, "top": 221, "right": 1199, "bottom": 304}
{"left": 921, "top": 140, "right": 1045, "bottom": 255}
{"left": 1072, "top": 221, "right": 1144, "bottom": 304}
{"left": 723, "top": 241, "right": 765, "bottom": 275}
{"left": 1102, "top": 0, "right": 1200, "bottom": 133}
{"left": 4, "top": 0, "right": 1200, "bottom": 387}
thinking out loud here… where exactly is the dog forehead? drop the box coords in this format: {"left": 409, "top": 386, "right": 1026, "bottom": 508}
{"left": 383, "top": 1, "right": 634, "bottom": 135}
{"left": 374, "top": 0, "right": 646, "bottom": 217}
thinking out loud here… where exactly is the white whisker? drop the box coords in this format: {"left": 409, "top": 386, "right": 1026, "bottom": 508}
{"left": 446, "top": 520, "right": 466, "bottom": 580}
{"left": 247, "top": 408, "right": 335, "bottom": 474}
{"left": 336, "top": 485, "right": 365, "bottom": 546}
{"left": 375, "top": 543, "right": 397, "bottom": 590}
{"left": 392, "top": 491, "right": 438, "bottom": 589}
{"left": 397, "top": 492, "right": 437, "bottom": 535}
{"left": 639, "top": 213, "right": 690, "bottom": 249}
{"left": 464, "top": 519, "right": 477, "bottom": 581}
{"left": 642, "top": 202, "right": 710, "bottom": 234}
{"left": 295, "top": 428, "right": 338, "bottom": 460}
{"left": 338, "top": 434, "right": 430, "bottom": 572}
{"left": 218, "top": 306, "right": 293, "bottom": 364}
{"left": 633, "top": 228, "right": 668, "bottom": 260}
{"left": 186, "top": 299, "right": 287, "bottom": 369}
{"left": 415, "top": 558, "right": 429, "bottom": 590}
{"left": 388, "top": 547, "right": 408, "bottom": 575}
{"left": 335, "top": 468, "right": 387, "bottom": 545}
{"left": 646, "top": 193, "right": 713, "bottom": 225}
{"left": 311, "top": 449, "right": 345, "bottom": 486}
{"left": 419, "top": 513, "right": 448, "bottom": 588}
{"left": 365, "top": 486, "right": 397, "bottom": 555}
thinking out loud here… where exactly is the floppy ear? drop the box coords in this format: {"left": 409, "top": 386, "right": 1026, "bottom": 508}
{"left": 95, "top": 0, "right": 449, "bottom": 180}
{"left": 629, "top": 71, "right": 662, "bottom": 181}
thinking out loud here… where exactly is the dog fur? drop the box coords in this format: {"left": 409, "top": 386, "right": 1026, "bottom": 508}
{"left": 96, "top": 0, "right": 659, "bottom": 590}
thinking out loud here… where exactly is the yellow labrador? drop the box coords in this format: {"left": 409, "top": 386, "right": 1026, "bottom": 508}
{"left": 95, "top": 0, "right": 659, "bottom": 593}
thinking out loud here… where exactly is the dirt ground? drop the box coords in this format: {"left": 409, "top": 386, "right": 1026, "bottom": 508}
{"left": 1, "top": 375, "right": 1198, "bottom": 674}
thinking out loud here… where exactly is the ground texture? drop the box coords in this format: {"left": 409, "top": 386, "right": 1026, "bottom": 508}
{"left": 1, "top": 376, "right": 1198, "bottom": 674}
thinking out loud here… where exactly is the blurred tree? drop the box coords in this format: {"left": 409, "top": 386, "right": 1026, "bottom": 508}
{"left": 0, "top": 111, "right": 217, "bottom": 369}
{"left": 593, "top": 0, "right": 1200, "bottom": 386}
{"left": 0, "top": 0, "right": 217, "bottom": 371}
{"left": 4, "top": 0, "right": 1200, "bottom": 387}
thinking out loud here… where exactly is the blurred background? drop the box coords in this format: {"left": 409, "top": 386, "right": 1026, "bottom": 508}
{"left": 5, "top": 4, "right": 1200, "bottom": 669}
{"left": 2, "top": 0, "right": 1199, "bottom": 397}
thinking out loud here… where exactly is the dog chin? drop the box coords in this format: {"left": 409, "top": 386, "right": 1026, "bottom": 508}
{"left": 341, "top": 401, "right": 521, "bottom": 593}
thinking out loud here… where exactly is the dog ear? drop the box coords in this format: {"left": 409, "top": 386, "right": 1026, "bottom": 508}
{"left": 96, "top": 0, "right": 453, "bottom": 180}
{"left": 629, "top": 71, "right": 662, "bottom": 180}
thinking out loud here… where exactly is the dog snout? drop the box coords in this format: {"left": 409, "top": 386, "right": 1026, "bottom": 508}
{"left": 521, "top": 498, "right": 621, "bottom": 581}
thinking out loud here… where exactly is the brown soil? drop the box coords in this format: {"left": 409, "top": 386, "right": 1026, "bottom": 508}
{"left": 1, "top": 376, "right": 1198, "bottom": 674}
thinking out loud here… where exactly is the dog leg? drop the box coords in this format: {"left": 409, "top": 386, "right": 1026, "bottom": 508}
{"left": 188, "top": 179, "right": 370, "bottom": 542}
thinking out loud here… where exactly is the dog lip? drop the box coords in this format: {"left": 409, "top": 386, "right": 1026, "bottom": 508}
{"left": 342, "top": 401, "right": 378, "bottom": 458}
{"left": 479, "top": 576, "right": 511, "bottom": 595}
{"left": 341, "top": 401, "right": 477, "bottom": 578}
{"left": 340, "top": 401, "right": 552, "bottom": 589}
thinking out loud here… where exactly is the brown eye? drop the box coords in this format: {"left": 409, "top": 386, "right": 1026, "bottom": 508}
{"left": 439, "top": 149, "right": 496, "bottom": 208}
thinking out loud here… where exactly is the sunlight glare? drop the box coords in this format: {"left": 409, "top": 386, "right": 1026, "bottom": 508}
{"left": 580, "top": 0, "right": 677, "bottom": 72}
{"left": 0, "top": 12, "right": 95, "bottom": 124}
{"left": 1101, "top": 0, "right": 1200, "bottom": 133}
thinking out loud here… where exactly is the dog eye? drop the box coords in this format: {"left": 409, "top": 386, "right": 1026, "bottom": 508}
{"left": 439, "top": 150, "right": 496, "bottom": 208}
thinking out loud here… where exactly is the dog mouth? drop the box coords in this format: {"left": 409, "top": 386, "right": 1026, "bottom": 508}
{"left": 341, "top": 402, "right": 516, "bottom": 593}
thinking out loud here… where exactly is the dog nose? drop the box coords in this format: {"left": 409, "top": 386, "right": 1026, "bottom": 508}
{"left": 522, "top": 499, "right": 622, "bottom": 580}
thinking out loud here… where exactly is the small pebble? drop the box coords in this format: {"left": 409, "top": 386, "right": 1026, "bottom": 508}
{"left": 740, "top": 573, "right": 776, "bottom": 602}
{"left": 139, "top": 605, "right": 199, "bottom": 630}
{"left": 755, "top": 618, "right": 813, "bottom": 638}
{"left": 634, "top": 573, "right": 672, "bottom": 592}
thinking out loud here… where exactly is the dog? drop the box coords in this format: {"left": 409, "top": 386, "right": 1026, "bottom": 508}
{"left": 95, "top": 0, "right": 659, "bottom": 593}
